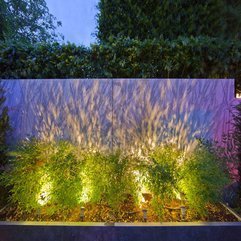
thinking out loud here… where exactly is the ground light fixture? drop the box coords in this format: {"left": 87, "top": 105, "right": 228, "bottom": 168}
{"left": 142, "top": 209, "right": 148, "bottom": 222}
{"left": 180, "top": 206, "right": 187, "bottom": 221}
{"left": 236, "top": 92, "right": 241, "bottom": 98}
{"left": 235, "top": 79, "right": 241, "bottom": 98}
{"left": 80, "top": 207, "right": 85, "bottom": 221}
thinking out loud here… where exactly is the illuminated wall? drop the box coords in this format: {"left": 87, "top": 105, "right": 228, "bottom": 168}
{"left": 3, "top": 79, "right": 236, "bottom": 152}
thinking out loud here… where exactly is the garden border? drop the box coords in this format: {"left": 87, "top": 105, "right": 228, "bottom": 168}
{"left": 0, "top": 221, "right": 241, "bottom": 241}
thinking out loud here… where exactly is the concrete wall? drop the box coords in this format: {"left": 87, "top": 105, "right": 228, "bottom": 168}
{"left": 3, "top": 79, "right": 236, "bottom": 151}
{"left": 0, "top": 222, "right": 241, "bottom": 241}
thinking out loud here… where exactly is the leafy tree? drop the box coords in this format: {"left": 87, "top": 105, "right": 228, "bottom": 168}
{"left": 0, "top": 0, "right": 10, "bottom": 40}
{"left": 96, "top": 0, "right": 241, "bottom": 42}
{"left": 0, "top": 0, "right": 62, "bottom": 43}
{"left": 0, "top": 82, "right": 10, "bottom": 167}
{"left": 224, "top": 0, "right": 241, "bottom": 39}
{"left": 233, "top": 103, "right": 241, "bottom": 195}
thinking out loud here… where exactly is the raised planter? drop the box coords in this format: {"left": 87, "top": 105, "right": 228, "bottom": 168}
{"left": 0, "top": 221, "right": 241, "bottom": 241}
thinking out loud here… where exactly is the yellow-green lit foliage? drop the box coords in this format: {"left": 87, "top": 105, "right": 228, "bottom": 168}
{"left": 179, "top": 144, "right": 229, "bottom": 216}
{"left": 145, "top": 145, "right": 182, "bottom": 199}
{"left": 1, "top": 139, "right": 52, "bottom": 212}
{"left": 47, "top": 141, "right": 85, "bottom": 209}
{"left": 0, "top": 139, "right": 230, "bottom": 217}
{"left": 84, "top": 150, "right": 137, "bottom": 209}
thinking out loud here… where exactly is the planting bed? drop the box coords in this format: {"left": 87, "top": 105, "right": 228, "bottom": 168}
{"left": 1, "top": 79, "right": 240, "bottom": 241}
{"left": 0, "top": 198, "right": 238, "bottom": 223}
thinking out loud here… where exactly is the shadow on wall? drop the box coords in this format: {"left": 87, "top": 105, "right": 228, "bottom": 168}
{"left": 3, "top": 79, "right": 236, "bottom": 153}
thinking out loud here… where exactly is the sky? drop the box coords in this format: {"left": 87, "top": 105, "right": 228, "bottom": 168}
{"left": 45, "top": 0, "right": 99, "bottom": 46}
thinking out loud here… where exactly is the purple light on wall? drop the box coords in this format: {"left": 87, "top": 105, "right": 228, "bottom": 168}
{"left": 3, "top": 79, "right": 237, "bottom": 152}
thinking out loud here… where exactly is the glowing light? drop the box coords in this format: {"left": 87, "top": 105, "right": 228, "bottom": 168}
{"left": 137, "top": 148, "right": 142, "bottom": 157}
{"left": 236, "top": 92, "right": 241, "bottom": 99}
{"left": 133, "top": 171, "right": 149, "bottom": 192}
{"left": 37, "top": 175, "right": 52, "bottom": 206}
{"left": 79, "top": 185, "right": 91, "bottom": 203}
{"left": 177, "top": 153, "right": 186, "bottom": 165}
{"left": 148, "top": 138, "right": 156, "bottom": 149}
{"left": 133, "top": 170, "right": 151, "bottom": 206}
{"left": 174, "top": 190, "right": 181, "bottom": 200}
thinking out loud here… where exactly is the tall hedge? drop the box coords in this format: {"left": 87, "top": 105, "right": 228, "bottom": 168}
{"left": 0, "top": 37, "right": 241, "bottom": 88}
{"left": 97, "top": 0, "right": 241, "bottom": 42}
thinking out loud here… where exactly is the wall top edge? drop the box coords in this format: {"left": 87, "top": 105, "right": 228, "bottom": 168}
{"left": 0, "top": 221, "right": 240, "bottom": 227}
{"left": 0, "top": 78, "right": 235, "bottom": 81}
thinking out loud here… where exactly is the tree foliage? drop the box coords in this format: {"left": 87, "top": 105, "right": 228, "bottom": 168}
{"left": 97, "top": 0, "right": 241, "bottom": 42}
{"left": 233, "top": 104, "right": 241, "bottom": 194}
{"left": 0, "top": 82, "right": 10, "bottom": 166}
{"left": 0, "top": 0, "right": 10, "bottom": 40}
{"left": 0, "top": 0, "right": 62, "bottom": 43}
{"left": 0, "top": 37, "right": 240, "bottom": 89}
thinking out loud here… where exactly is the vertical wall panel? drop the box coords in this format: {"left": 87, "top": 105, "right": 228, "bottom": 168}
{"left": 112, "top": 79, "right": 235, "bottom": 152}
{"left": 4, "top": 79, "right": 112, "bottom": 149}
{"left": 3, "top": 79, "right": 236, "bottom": 151}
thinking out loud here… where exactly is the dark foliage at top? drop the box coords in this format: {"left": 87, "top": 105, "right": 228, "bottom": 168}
{"left": 233, "top": 104, "right": 241, "bottom": 193}
{"left": 96, "top": 0, "right": 241, "bottom": 42}
{"left": 0, "top": 37, "right": 241, "bottom": 88}
{"left": 0, "top": 82, "right": 10, "bottom": 166}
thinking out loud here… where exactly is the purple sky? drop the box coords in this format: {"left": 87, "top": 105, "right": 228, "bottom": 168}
{"left": 46, "top": 0, "right": 99, "bottom": 46}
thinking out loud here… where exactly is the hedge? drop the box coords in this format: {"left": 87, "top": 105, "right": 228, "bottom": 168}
{"left": 0, "top": 36, "right": 241, "bottom": 88}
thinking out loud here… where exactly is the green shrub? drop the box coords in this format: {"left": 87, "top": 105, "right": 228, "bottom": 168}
{"left": 1, "top": 139, "right": 85, "bottom": 212}
{"left": 0, "top": 37, "right": 240, "bottom": 89}
{"left": 1, "top": 139, "right": 138, "bottom": 212}
{"left": 104, "top": 151, "right": 138, "bottom": 208}
{"left": 46, "top": 141, "right": 85, "bottom": 210}
{"left": 84, "top": 150, "right": 137, "bottom": 209}
{"left": 143, "top": 145, "right": 182, "bottom": 216}
{"left": 145, "top": 145, "right": 181, "bottom": 199}
{"left": 1, "top": 139, "right": 52, "bottom": 212}
{"left": 179, "top": 144, "right": 229, "bottom": 216}
{"left": 0, "top": 41, "right": 91, "bottom": 79}
{"left": 0, "top": 138, "right": 231, "bottom": 217}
